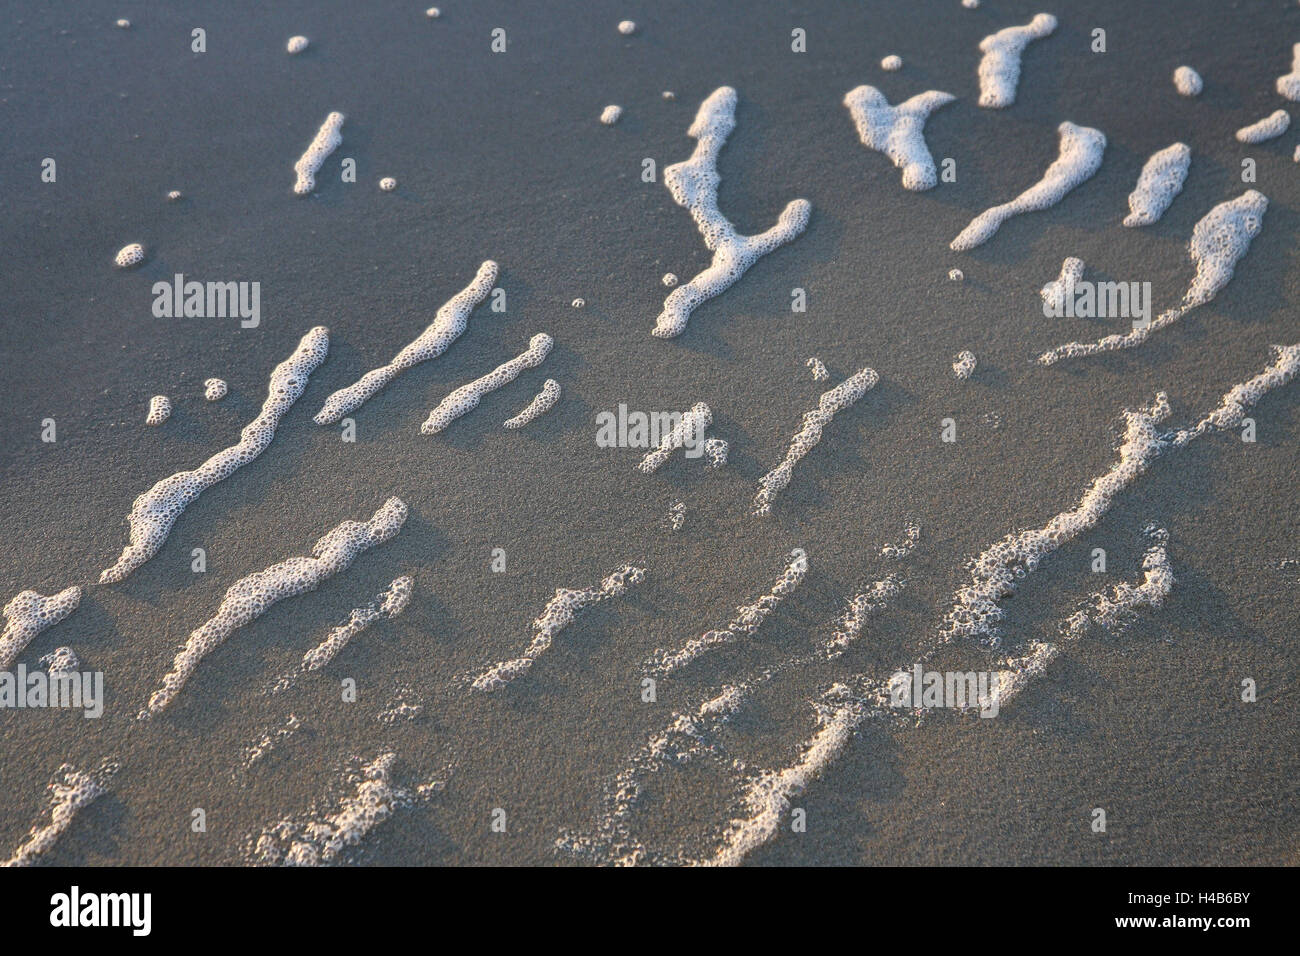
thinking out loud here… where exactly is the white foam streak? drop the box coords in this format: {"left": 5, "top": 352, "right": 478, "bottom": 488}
{"left": 503, "top": 378, "right": 561, "bottom": 428}
{"left": 1235, "top": 109, "right": 1290, "bottom": 143}
{"left": 302, "top": 576, "right": 413, "bottom": 672}
{"left": 1123, "top": 143, "right": 1190, "bottom": 227}
{"left": 420, "top": 333, "right": 553, "bottom": 435}
{"left": 843, "top": 85, "right": 956, "bottom": 191}
{"left": 0, "top": 586, "right": 81, "bottom": 671}
{"left": 3, "top": 763, "right": 116, "bottom": 867}
{"left": 293, "top": 112, "right": 344, "bottom": 196}
{"left": 976, "top": 13, "right": 1057, "bottom": 108}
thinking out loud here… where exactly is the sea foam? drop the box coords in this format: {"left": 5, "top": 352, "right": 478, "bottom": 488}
{"left": 1235, "top": 109, "right": 1290, "bottom": 143}
{"left": 293, "top": 112, "right": 344, "bottom": 196}
{"left": 636, "top": 402, "right": 713, "bottom": 473}
{"left": 3, "top": 762, "right": 117, "bottom": 867}
{"left": 1041, "top": 256, "right": 1085, "bottom": 312}
{"left": 145, "top": 395, "right": 171, "bottom": 426}
{"left": 302, "top": 576, "right": 413, "bottom": 672}
{"left": 843, "top": 85, "right": 956, "bottom": 191}
{"left": 1173, "top": 66, "right": 1202, "bottom": 97}
{"left": 1276, "top": 43, "right": 1300, "bottom": 100}
{"left": 503, "top": 378, "right": 560, "bottom": 429}
{"left": 1123, "top": 143, "right": 1191, "bottom": 227}
{"left": 0, "top": 586, "right": 82, "bottom": 671}
{"left": 420, "top": 332, "right": 553, "bottom": 435}
{"left": 976, "top": 13, "right": 1057, "bottom": 108}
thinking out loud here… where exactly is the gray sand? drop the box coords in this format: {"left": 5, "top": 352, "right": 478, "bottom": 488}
{"left": 0, "top": 0, "right": 1296, "bottom": 865}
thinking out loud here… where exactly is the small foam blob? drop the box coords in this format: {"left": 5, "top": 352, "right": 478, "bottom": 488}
{"left": 806, "top": 357, "right": 829, "bottom": 381}
{"left": 39, "top": 646, "right": 80, "bottom": 675}
{"left": 952, "top": 350, "right": 977, "bottom": 380}
{"left": 114, "top": 243, "right": 145, "bottom": 269}
{"left": 1123, "top": 143, "right": 1191, "bottom": 227}
{"left": 378, "top": 176, "right": 397, "bottom": 191}
{"left": 843, "top": 85, "right": 956, "bottom": 191}
{"left": 0, "top": 586, "right": 82, "bottom": 671}
{"left": 1235, "top": 109, "right": 1290, "bottom": 144}
{"left": 425, "top": 7, "right": 440, "bottom": 18}
{"left": 618, "top": 20, "right": 637, "bottom": 35}
{"left": 661, "top": 273, "right": 678, "bottom": 287}
{"left": 166, "top": 190, "right": 182, "bottom": 202}
{"left": 115, "top": 19, "right": 129, "bottom": 29}
{"left": 976, "top": 13, "right": 1057, "bottom": 108}
{"left": 293, "top": 111, "right": 345, "bottom": 196}
{"left": 314, "top": 261, "right": 497, "bottom": 424}
{"left": 1276, "top": 43, "right": 1300, "bottom": 100}
{"left": 503, "top": 378, "right": 560, "bottom": 428}
{"left": 951, "top": 122, "right": 1105, "bottom": 251}
{"left": 203, "top": 378, "right": 227, "bottom": 401}
{"left": 667, "top": 502, "right": 686, "bottom": 532}
{"left": 962, "top": 0, "right": 980, "bottom": 8}
{"left": 420, "top": 332, "right": 553, "bottom": 435}
{"left": 145, "top": 395, "right": 171, "bottom": 426}
{"left": 600, "top": 104, "right": 624, "bottom": 125}
{"left": 286, "top": 36, "right": 309, "bottom": 55}
{"left": 572, "top": 297, "right": 585, "bottom": 308}
{"left": 636, "top": 402, "right": 713, "bottom": 473}
{"left": 881, "top": 54, "right": 903, "bottom": 71}
{"left": 1040, "top": 256, "right": 1085, "bottom": 312}
{"left": 1173, "top": 65, "right": 1202, "bottom": 97}
{"left": 662, "top": 91, "right": 675, "bottom": 101}
{"left": 948, "top": 268, "right": 964, "bottom": 281}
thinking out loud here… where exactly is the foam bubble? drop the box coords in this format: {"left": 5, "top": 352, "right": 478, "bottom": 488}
{"left": 843, "top": 85, "right": 956, "bottom": 191}
{"left": 503, "top": 378, "right": 560, "bottom": 429}
{"left": 146, "top": 497, "right": 408, "bottom": 714}
{"left": 806, "top": 357, "right": 829, "bottom": 381}
{"left": 572, "top": 297, "right": 585, "bottom": 308}
{"left": 976, "top": 13, "right": 1057, "bottom": 108}
{"left": 286, "top": 36, "right": 308, "bottom": 55}
{"left": 1039, "top": 191, "right": 1267, "bottom": 364}
{"left": 662, "top": 91, "right": 675, "bottom": 101}
{"left": 636, "top": 402, "right": 713, "bottom": 473}
{"left": 704, "top": 437, "right": 729, "bottom": 468}
{"left": 653, "top": 87, "right": 811, "bottom": 337}
{"left": 645, "top": 551, "right": 807, "bottom": 676}
{"left": 1040, "top": 256, "right": 1085, "bottom": 312}
{"left": 1173, "top": 65, "right": 1202, "bottom": 97}
{"left": 1235, "top": 109, "right": 1290, "bottom": 143}
{"left": 378, "top": 176, "right": 397, "bottom": 191}
{"left": 38, "top": 646, "right": 80, "bottom": 674}
{"left": 618, "top": 20, "right": 636, "bottom": 35}
{"left": 661, "top": 272, "right": 678, "bottom": 287}
{"left": 203, "top": 377, "right": 227, "bottom": 401}
{"left": 881, "top": 54, "right": 903, "bottom": 71}
{"left": 963, "top": 0, "right": 980, "bottom": 8}
{"left": 1171, "top": 343, "right": 1300, "bottom": 447}
{"left": 3, "top": 762, "right": 117, "bottom": 867}
{"left": 166, "top": 190, "right": 182, "bottom": 202}
{"left": 114, "top": 243, "right": 145, "bottom": 269}
{"left": 302, "top": 576, "right": 413, "bottom": 672}
{"left": 314, "top": 261, "right": 496, "bottom": 423}
{"left": 754, "top": 367, "right": 878, "bottom": 515}
{"left": 472, "top": 565, "right": 645, "bottom": 691}
{"left": 952, "top": 350, "right": 977, "bottom": 380}
{"left": 825, "top": 574, "right": 904, "bottom": 659}
{"left": 293, "top": 111, "right": 345, "bottom": 196}
{"left": 1276, "top": 43, "right": 1300, "bottom": 100}
{"left": 951, "top": 122, "right": 1106, "bottom": 250}
{"left": 948, "top": 268, "right": 964, "bottom": 281}
{"left": 0, "top": 586, "right": 82, "bottom": 671}
{"left": 102, "top": 327, "right": 330, "bottom": 584}
{"left": 1123, "top": 142, "right": 1191, "bottom": 227}
{"left": 425, "top": 7, "right": 440, "bottom": 18}
{"left": 667, "top": 501, "right": 686, "bottom": 532}
{"left": 145, "top": 395, "right": 171, "bottom": 426}
{"left": 600, "top": 105, "right": 623, "bottom": 125}
{"left": 420, "top": 332, "right": 553, "bottom": 435}
{"left": 115, "top": 19, "right": 129, "bottom": 29}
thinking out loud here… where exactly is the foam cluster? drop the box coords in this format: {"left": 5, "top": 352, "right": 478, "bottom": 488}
{"left": 1173, "top": 66, "right": 1202, "bottom": 97}
{"left": 302, "top": 575, "right": 414, "bottom": 672}
{"left": 618, "top": 20, "right": 636, "bottom": 35}
{"left": 653, "top": 87, "right": 811, "bottom": 337}
{"left": 503, "top": 378, "right": 560, "bottom": 428}
{"left": 101, "top": 326, "right": 330, "bottom": 584}
{"left": 472, "top": 565, "right": 645, "bottom": 691}
{"left": 1235, "top": 109, "right": 1290, "bottom": 143}
{"left": 600, "top": 105, "right": 623, "bottom": 125}
{"left": 806, "top": 357, "right": 829, "bottom": 381}
{"left": 1040, "top": 256, "right": 1084, "bottom": 312}
{"left": 667, "top": 502, "right": 686, "bottom": 532}
{"left": 378, "top": 177, "right": 397, "bottom": 192}
{"left": 843, "top": 85, "right": 956, "bottom": 191}
{"left": 203, "top": 378, "right": 227, "bottom": 401}
{"left": 39, "top": 646, "right": 80, "bottom": 674}
{"left": 881, "top": 54, "right": 902, "bottom": 71}
{"left": 286, "top": 35, "right": 308, "bottom": 54}
{"left": 1276, "top": 43, "right": 1300, "bottom": 100}
{"left": 1171, "top": 343, "right": 1300, "bottom": 446}
{"left": 420, "top": 332, "right": 553, "bottom": 435}
{"left": 145, "top": 395, "right": 171, "bottom": 426}
{"left": 147, "top": 497, "right": 408, "bottom": 714}
{"left": 754, "top": 367, "right": 877, "bottom": 515}
{"left": 114, "top": 243, "right": 145, "bottom": 269}
{"left": 1123, "top": 143, "right": 1191, "bottom": 227}
{"left": 314, "top": 261, "right": 497, "bottom": 424}
{"left": 1039, "top": 191, "right": 1267, "bottom": 364}
{"left": 293, "top": 111, "right": 345, "bottom": 196}
{"left": 975, "top": 13, "right": 1057, "bottom": 108}
{"left": 704, "top": 437, "right": 729, "bottom": 467}
{"left": 951, "top": 122, "right": 1106, "bottom": 250}
{"left": 880, "top": 522, "right": 921, "bottom": 558}
{"left": 824, "top": 574, "right": 904, "bottom": 659}
{"left": 0, "top": 586, "right": 82, "bottom": 671}
{"left": 952, "top": 350, "right": 977, "bottom": 380}
{"left": 646, "top": 551, "right": 807, "bottom": 676}
{"left": 241, "top": 714, "right": 303, "bottom": 771}
{"left": 3, "top": 762, "right": 117, "bottom": 867}
{"left": 636, "top": 402, "right": 713, "bottom": 473}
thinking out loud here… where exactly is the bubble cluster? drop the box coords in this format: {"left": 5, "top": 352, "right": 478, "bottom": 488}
{"left": 1173, "top": 65, "right": 1202, "bottom": 97}
{"left": 806, "top": 356, "right": 829, "bottom": 381}
{"left": 951, "top": 122, "right": 1105, "bottom": 250}
{"left": 503, "top": 378, "right": 560, "bottom": 428}
{"left": 473, "top": 565, "right": 646, "bottom": 691}
{"left": 637, "top": 402, "right": 714, "bottom": 473}
{"left": 1171, "top": 343, "right": 1300, "bottom": 446}
{"left": 3, "top": 762, "right": 117, "bottom": 867}
{"left": 843, "top": 85, "right": 956, "bottom": 191}
{"left": 146, "top": 496, "right": 408, "bottom": 714}
{"left": 654, "top": 87, "right": 811, "bottom": 337}
{"left": 0, "top": 586, "right": 82, "bottom": 671}
{"left": 600, "top": 104, "right": 624, "bottom": 125}
{"left": 378, "top": 176, "right": 397, "bottom": 191}
{"left": 704, "top": 437, "right": 729, "bottom": 468}
{"left": 1123, "top": 142, "right": 1191, "bottom": 227}
{"left": 667, "top": 501, "right": 686, "bottom": 532}
{"left": 880, "top": 522, "right": 921, "bottom": 559}
{"left": 661, "top": 272, "right": 678, "bottom": 287}
{"left": 1235, "top": 109, "right": 1290, "bottom": 144}
{"left": 166, "top": 189, "right": 182, "bottom": 202}
{"left": 425, "top": 7, "right": 440, "bottom": 18}
{"left": 646, "top": 551, "right": 807, "bottom": 676}
{"left": 101, "top": 327, "right": 330, "bottom": 584}
{"left": 1040, "top": 256, "right": 1085, "bottom": 312}
{"left": 293, "top": 111, "right": 345, "bottom": 196}
{"left": 952, "top": 350, "right": 977, "bottom": 380}
{"left": 618, "top": 20, "right": 636, "bottom": 35}
{"left": 315, "top": 262, "right": 497, "bottom": 424}
{"left": 825, "top": 574, "right": 904, "bottom": 659}
{"left": 145, "top": 395, "right": 171, "bottom": 426}
{"left": 203, "top": 377, "right": 227, "bottom": 401}
{"left": 302, "top": 576, "right": 413, "bottom": 672}
{"left": 948, "top": 268, "right": 964, "bottom": 281}
{"left": 880, "top": 54, "right": 903, "bottom": 71}
{"left": 38, "top": 646, "right": 80, "bottom": 675}
{"left": 1039, "top": 191, "right": 1267, "bottom": 364}
{"left": 421, "top": 332, "right": 553, "bottom": 435}
{"left": 286, "top": 36, "right": 309, "bottom": 55}
{"left": 114, "top": 243, "right": 145, "bottom": 269}
{"left": 1276, "top": 43, "right": 1300, "bottom": 100}
{"left": 975, "top": 13, "right": 1057, "bottom": 108}
{"left": 754, "top": 367, "right": 878, "bottom": 515}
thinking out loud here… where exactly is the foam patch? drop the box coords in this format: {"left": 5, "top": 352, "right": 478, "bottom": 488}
{"left": 1123, "top": 143, "right": 1191, "bottom": 227}
{"left": 976, "top": 13, "right": 1057, "bottom": 108}
{"left": 843, "top": 85, "right": 956, "bottom": 191}
{"left": 420, "top": 333, "right": 553, "bottom": 435}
